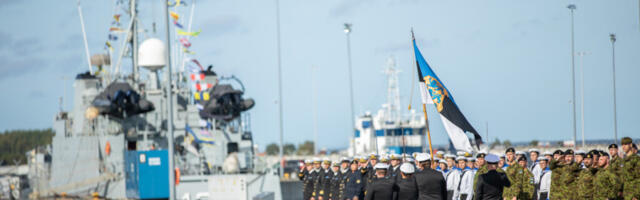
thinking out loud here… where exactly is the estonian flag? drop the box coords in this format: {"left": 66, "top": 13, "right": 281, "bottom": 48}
{"left": 412, "top": 33, "right": 483, "bottom": 153}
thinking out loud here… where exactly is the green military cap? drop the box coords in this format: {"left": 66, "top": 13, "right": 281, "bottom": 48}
{"left": 553, "top": 150, "right": 564, "bottom": 155}
{"left": 621, "top": 137, "right": 632, "bottom": 145}
{"left": 564, "top": 149, "right": 574, "bottom": 155}
{"left": 598, "top": 151, "right": 609, "bottom": 157}
{"left": 505, "top": 147, "right": 515, "bottom": 153}
{"left": 608, "top": 144, "right": 618, "bottom": 149}
{"left": 585, "top": 153, "right": 594, "bottom": 159}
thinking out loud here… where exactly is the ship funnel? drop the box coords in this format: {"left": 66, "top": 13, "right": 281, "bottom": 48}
{"left": 138, "top": 38, "right": 166, "bottom": 71}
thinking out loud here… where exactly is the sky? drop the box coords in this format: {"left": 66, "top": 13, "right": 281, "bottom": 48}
{"left": 0, "top": 0, "right": 639, "bottom": 151}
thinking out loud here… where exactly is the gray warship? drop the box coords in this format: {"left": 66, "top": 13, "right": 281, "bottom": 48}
{"left": 25, "top": 0, "right": 283, "bottom": 199}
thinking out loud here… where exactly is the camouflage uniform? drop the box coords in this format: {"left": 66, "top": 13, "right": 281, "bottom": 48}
{"left": 503, "top": 164, "right": 534, "bottom": 200}
{"left": 473, "top": 164, "right": 487, "bottom": 190}
{"left": 561, "top": 162, "right": 581, "bottom": 199}
{"left": 593, "top": 166, "right": 622, "bottom": 200}
{"left": 549, "top": 159, "right": 566, "bottom": 200}
{"left": 622, "top": 154, "right": 640, "bottom": 200}
{"left": 576, "top": 167, "right": 598, "bottom": 199}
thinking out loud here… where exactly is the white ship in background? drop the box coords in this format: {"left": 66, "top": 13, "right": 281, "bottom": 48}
{"left": 349, "top": 57, "right": 427, "bottom": 156}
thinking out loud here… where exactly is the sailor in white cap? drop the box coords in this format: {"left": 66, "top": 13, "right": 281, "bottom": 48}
{"left": 413, "top": 153, "right": 447, "bottom": 199}
{"left": 363, "top": 163, "right": 395, "bottom": 200}
{"left": 415, "top": 153, "right": 429, "bottom": 171}
{"left": 444, "top": 153, "right": 456, "bottom": 171}
{"left": 542, "top": 151, "right": 553, "bottom": 162}
{"left": 536, "top": 157, "right": 552, "bottom": 200}
{"left": 445, "top": 156, "right": 465, "bottom": 199}
{"left": 456, "top": 157, "right": 475, "bottom": 200}
{"left": 438, "top": 159, "right": 449, "bottom": 177}
{"left": 475, "top": 154, "right": 511, "bottom": 199}
{"left": 528, "top": 148, "right": 542, "bottom": 186}
{"left": 396, "top": 163, "right": 418, "bottom": 200}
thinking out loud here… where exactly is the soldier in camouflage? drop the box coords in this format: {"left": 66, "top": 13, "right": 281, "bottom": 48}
{"left": 503, "top": 156, "right": 534, "bottom": 200}
{"left": 621, "top": 137, "right": 640, "bottom": 200}
{"left": 576, "top": 153, "right": 598, "bottom": 199}
{"left": 593, "top": 151, "right": 623, "bottom": 200}
{"left": 549, "top": 149, "right": 564, "bottom": 200}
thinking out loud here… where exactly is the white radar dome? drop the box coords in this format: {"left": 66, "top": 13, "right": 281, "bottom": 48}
{"left": 138, "top": 38, "right": 166, "bottom": 71}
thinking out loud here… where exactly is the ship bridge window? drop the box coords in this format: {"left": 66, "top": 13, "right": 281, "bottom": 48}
{"left": 362, "top": 121, "right": 372, "bottom": 129}
{"left": 404, "top": 129, "right": 413, "bottom": 135}
{"left": 354, "top": 130, "right": 360, "bottom": 138}
{"left": 375, "top": 130, "right": 384, "bottom": 137}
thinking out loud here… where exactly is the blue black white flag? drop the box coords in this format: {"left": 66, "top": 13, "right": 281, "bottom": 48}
{"left": 412, "top": 32, "right": 483, "bottom": 152}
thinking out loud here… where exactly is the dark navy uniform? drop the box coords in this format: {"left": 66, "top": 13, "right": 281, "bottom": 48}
{"left": 363, "top": 176, "right": 396, "bottom": 200}
{"left": 304, "top": 169, "right": 319, "bottom": 199}
{"left": 338, "top": 169, "right": 350, "bottom": 200}
{"left": 474, "top": 170, "right": 511, "bottom": 200}
{"left": 395, "top": 176, "right": 419, "bottom": 200}
{"left": 315, "top": 168, "right": 333, "bottom": 200}
{"left": 388, "top": 165, "right": 401, "bottom": 181}
{"left": 344, "top": 170, "right": 364, "bottom": 200}
{"left": 299, "top": 169, "right": 315, "bottom": 200}
{"left": 414, "top": 168, "right": 447, "bottom": 200}
{"left": 330, "top": 170, "right": 343, "bottom": 200}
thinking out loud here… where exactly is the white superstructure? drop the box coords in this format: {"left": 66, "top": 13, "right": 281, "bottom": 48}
{"left": 349, "top": 57, "right": 427, "bottom": 156}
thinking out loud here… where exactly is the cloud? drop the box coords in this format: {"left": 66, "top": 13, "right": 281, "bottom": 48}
{"left": 0, "top": 32, "right": 47, "bottom": 80}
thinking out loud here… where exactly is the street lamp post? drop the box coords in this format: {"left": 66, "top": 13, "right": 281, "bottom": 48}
{"left": 344, "top": 23, "right": 356, "bottom": 156}
{"left": 577, "top": 51, "right": 588, "bottom": 149}
{"left": 275, "top": 0, "right": 284, "bottom": 177}
{"left": 610, "top": 33, "right": 618, "bottom": 144}
{"left": 567, "top": 4, "right": 577, "bottom": 147}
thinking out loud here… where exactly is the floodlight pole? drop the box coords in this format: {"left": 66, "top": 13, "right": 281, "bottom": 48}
{"left": 610, "top": 33, "right": 618, "bottom": 144}
{"left": 568, "top": 4, "right": 577, "bottom": 148}
{"left": 344, "top": 23, "right": 356, "bottom": 156}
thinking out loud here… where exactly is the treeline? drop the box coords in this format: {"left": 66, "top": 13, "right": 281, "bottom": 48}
{"left": 0, "top": 129, "right": 54, "bottom": 166}
{"left": 265, "top": 140, "right": 316, "bottom": 156}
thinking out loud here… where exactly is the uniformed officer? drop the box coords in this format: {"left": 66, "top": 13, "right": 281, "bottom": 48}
{"left": 503, "top": 156, "right": 534, "bottom": 200}
{"left": 472, "top": 151, "right": 488, "bottom": 191}
{"left": 536, "top": 157, "right": 551, "bottom": 200}
{"left": 363, "top": 163, "right": 395, "bottom": 200}
{"left": 414, "top": 153, "right": 447, "bottom": 199}
{"left": 588, "top": 149, "right": 600, "bottom": 168}
{"left": 474, "top": 154, "right": 511, "bottom": 200}
{"left": 388, "top": 154, "right": 402, "bottom": 180}
{"left": 338, "top": 157, "right": 351, "bottom": 200}
{"left": 316, "top": 157, "right": 333, "bottom": 200}
{"left": 329, "top": 161, "right": 341, "bottom": 200}
{"left": 300, "top": 159, "right": 315, "bottom": 200}
{"left": 395, "top": 163, "right": 418, "bottom": 200}
{"left": 576, "top": 153, "right": 597, "bottom": 199}
{"left": 344, "top": 159, "right": 364, "bottom": 200}
{"left": 621, "top": 137, "right": 640, "bottom": 200}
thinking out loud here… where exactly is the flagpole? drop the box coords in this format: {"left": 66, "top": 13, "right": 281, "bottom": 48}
{"left": 411, "top": 29, "right": 434, "bottom": 166}
{"left": 422, "top": 99, "right": 434, "bottom": 168}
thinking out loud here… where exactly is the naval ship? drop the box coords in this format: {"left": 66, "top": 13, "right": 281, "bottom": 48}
{"left": 24, "top": 0, "right": 283, "bottom": 199}
{"left": 348, "top": 57, "right": 427, "bottom": 156}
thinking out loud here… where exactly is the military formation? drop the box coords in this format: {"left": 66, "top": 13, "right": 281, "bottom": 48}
{"left": 297, "top": 136, "right": 640, "bottom": 200}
